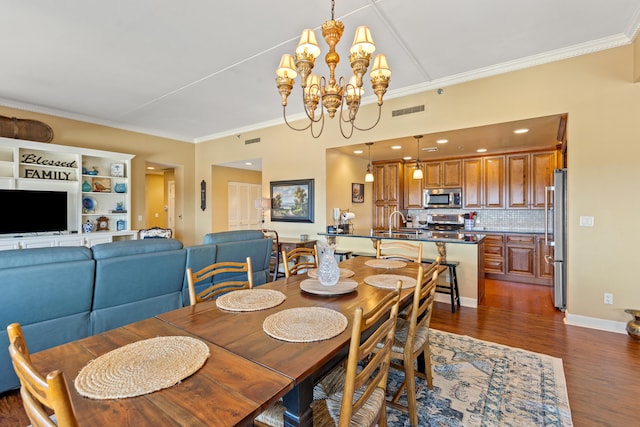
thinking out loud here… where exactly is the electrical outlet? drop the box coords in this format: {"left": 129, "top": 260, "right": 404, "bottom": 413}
{"left": 604, "top": 293, "right": 614, "bottom": 305}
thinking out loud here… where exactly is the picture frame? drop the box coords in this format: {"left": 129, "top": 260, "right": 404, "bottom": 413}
{"left": 92, "top": 177, "right": 111, "bottom": 192}
{"left": 270, "top": 179, "right": 314, "bottom": 223}
{"left": 110, "top": 163, "right": 125, "bottom": 177}
{"left": 352, "top": 183, "right": 364, "bottom": 203}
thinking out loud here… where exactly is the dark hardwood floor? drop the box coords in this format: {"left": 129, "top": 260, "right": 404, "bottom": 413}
{"left": 1, "top": 279, "right": 638, "bottom": 426}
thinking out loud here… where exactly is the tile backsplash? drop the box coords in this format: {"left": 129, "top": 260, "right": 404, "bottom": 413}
{"left": 406, "top": 208, "right": 547, "bottom": 233}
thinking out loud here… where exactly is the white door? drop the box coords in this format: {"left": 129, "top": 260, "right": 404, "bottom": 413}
{"left": 228, "top": 182, "right": 261, "bottom": 230}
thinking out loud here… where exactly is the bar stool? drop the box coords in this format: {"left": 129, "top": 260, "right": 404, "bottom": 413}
{"left": 334, "top": 249, "right": 352, "bottom": 262}
{"left": 425, "top": 258, "right": 460, "bottom": 313}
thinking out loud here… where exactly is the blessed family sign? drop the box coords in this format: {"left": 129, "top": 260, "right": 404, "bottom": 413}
{"left": 21, "top": 153, "right": 77, "bottom": 181}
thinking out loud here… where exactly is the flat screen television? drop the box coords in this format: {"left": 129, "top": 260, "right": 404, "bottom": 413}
{"left": 0, "top": 189, "right": 68, "bottom": 234}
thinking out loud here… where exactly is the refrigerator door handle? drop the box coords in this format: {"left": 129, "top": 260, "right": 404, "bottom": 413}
{"left": 545, "top": 185, "right": 555, "bottom": 248}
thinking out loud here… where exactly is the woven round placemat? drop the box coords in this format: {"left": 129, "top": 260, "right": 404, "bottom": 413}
{"left": 365, "top": 259, "right": 407, "bottom": 269}
{"left": 307, "top": 268, "right": 355, "bottom": 279}
{"left": 74, "top": 336, "right": 209, "bottom": 400}
{"left": 216, "top": 288, "right": 286, "bottom": 312}
{"left": 364, "top": 274, "right": 416, "bottom": 289}
{"left": 263, "top": 307, "right": 348, "bottom": 343}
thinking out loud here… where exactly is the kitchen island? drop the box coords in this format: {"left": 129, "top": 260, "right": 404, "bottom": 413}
{"left": 318, "top": 231, "right": 485, "bottom": 309}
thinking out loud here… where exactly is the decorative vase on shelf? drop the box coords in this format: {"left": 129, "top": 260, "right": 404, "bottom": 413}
{"left": 625, "top": 309, "right": 640, "bottom": 340}
{"left": 82, "top": 180, "right": 91, "bottom": 192}
{"left": 114, "top": 183, "right": 127, "bottom": 193}
{"left": 82, "top": 220, "right": 94, "bottom": 233}
{"left": 317, "top": 244, "right": 340, "bottom": 286}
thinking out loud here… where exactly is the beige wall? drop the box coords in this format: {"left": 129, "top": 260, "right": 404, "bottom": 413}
{"left": 194, "top": 44, "right": 640, "bottom": 330}
{"left": 0, "top": 107, "right": 197, "bottom": 245}
{"left": 210, "top": 166, "right": 262, "bottom": 233}
{"left": 145, "top": 174, "right": 166, "bottom": 227}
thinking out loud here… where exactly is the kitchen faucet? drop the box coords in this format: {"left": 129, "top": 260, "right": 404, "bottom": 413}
{"left": 388, "top": 210, "right": 406, "bottom": 234}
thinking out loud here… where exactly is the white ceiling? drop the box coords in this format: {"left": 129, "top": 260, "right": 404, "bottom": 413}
{"left": 2, "top": 0, "right": 639, "bottom": 149}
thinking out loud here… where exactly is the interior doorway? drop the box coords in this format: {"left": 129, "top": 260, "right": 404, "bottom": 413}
{"left": 144, "top": 162, "right": 176, "bottom": 233}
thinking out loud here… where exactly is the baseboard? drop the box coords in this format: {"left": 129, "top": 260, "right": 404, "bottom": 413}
{"left": 564, "top": 312, "right": 628, "bottom": 335}
{"left": 434, "top": 294, "right": 477, "bottom": 308}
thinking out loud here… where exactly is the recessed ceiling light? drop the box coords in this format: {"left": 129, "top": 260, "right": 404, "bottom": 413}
{"left": 391, "top": 145, "right": 402, "bottom": 150}
{"left": 146, "top": 166, "right": 155, "bottom": 170}
{"left": 423, "top": 147, "right": 438, "bottom": 152}
{"left": 436, "top": 139, "right": 448, "bottom": 144}
{"left": 353, "top": 149, "right": 363, "bottom": 154}
{"left": 403, "top": 156, "right": 412, "bottom": 160}
{"left": 476, "top": 148, "right": 487, "bottom": 153}
{"left": 245, "top": 162, "right": 253, "bottom": 166}
{"left": 514, "top": 128, "right": 529, "bottom": 134}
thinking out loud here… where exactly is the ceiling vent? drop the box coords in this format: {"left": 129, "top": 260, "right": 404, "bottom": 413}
{"left": 391, "top": 105, "right": 425, "bottom": 117}
{"left": 244, "top": 137, "right": 261, "bottom": 144}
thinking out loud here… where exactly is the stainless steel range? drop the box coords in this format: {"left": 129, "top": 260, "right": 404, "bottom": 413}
{"left": 426, "top": 213, "right": 464, "bottom": 231}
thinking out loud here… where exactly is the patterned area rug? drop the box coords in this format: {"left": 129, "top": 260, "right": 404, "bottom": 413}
{"left": 386, "top": 329, "right": 573, "bottom": 426}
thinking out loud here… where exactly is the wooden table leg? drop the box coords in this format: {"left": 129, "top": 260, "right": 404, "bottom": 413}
{"left": 282, "top": 377, "right": 314, "bottom": 427}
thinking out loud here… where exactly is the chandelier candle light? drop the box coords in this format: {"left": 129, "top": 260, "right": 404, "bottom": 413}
{"left": 275, "top": 0, "right": 391, "bottom": 138}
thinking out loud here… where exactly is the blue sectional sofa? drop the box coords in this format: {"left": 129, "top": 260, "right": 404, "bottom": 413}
{"left": 0, "top": 230, "right": 273, "bottom": 393}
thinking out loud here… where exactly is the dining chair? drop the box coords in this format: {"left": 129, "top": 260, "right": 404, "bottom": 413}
{"left": 376, "top": 240, "right": 423, "bottom": 263}
{"left": 186, "top": 256, "right": 253, "bottom": 305}
{"left": 262, "top": 229, "right": 282, "bottom": 281}
{"left": 255, "top": 281, "right": 402, "bottom": 427}
{"left": 282, "top": 245, "right": 319, "bottom": 278}
{"left": 7, "top": 323, "right": 79, "bottom": 427}
{"left": 385, "top": 262, "right": 440, "bottom": 427}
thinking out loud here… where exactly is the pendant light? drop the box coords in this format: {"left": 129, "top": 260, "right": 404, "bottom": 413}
{"left": 413, "top": 135, "right": 424, "bottom": 180}
{"left": 364, "top": 142, "right": 374, "bottom": 182}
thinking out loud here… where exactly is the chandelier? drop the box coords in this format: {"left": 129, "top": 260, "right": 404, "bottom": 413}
{"left": 275, "top": 0, "right": 391, "bottom": 139}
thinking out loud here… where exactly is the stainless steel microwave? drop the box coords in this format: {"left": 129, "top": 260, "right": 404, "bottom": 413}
{"left": 423, "top": 188, "right": 462, "bottom": 209}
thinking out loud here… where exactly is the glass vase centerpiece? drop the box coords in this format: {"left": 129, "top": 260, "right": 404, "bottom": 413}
{"left": 317, "top": 242, "right": 340, "bottom": 286}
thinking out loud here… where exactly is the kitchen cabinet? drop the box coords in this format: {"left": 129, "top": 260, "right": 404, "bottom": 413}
{"left": 403, "top": 161, "right": 424, "bottom": 209}
{"left": 463, "top": 155, "right": 505, "bottom": 209}
{"left": 482, "top": 233, "right": 505, "bottom": 274}
{"left": 372, "top": 161, "right": 403, "bottom": 230}
{"left": 505, "top": 234, "right": 535, "bottom": 278}
{"left": 483, "top": 156, "right": 505, "bottom": 208}
{"left": 530, "top": 151, "right": 556, "bottom": 208}
{"left": 537, "top": 235, "right": 554, "bottom": 281}
{"left": 462, "top": 158, "right": 482, "bottom": 208}
{"left": 507, "top": 151, "right": 556, "bottom": 209}
{"left": 423, "top": 160, "right": 461, "bottom": 188}
{"left": 477, "top": 232, "right": 552, "bottom": 285}
{"left": 373, "top": 161, "right": 402, "bottom": 203}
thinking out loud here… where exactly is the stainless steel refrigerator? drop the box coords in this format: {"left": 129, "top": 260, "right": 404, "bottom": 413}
{"left": 545, "top": 169, "right": 567, "bottom": 311}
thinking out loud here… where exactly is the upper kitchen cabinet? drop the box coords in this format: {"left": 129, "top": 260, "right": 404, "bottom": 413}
{"left": 463, "top": 156, "right": 505, "bottom": 209}
{"left": 373, "top": 161, "right": 404, "bottom": 230}
{"left": 423, "top": 160, "right": 461, "bottom": 188}
{"left": 507, "top": 151, "right": 557, "bottom": 209}
{"left": 403, "top": 161, "right": 423, "bottom": 209}
{"left": 373, "top": 161, "right": 403, "bottom": 203}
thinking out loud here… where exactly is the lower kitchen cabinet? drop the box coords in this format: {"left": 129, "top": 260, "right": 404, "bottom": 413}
{"left": 480, "top": 232, "right": 553, "bottom": 286}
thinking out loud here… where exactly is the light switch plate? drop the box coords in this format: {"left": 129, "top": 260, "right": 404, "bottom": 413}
{"left": 579, "top": 216, "right": 594, "bottom": 227}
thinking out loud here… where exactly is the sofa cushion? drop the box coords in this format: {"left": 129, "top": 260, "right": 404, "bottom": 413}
{"left": 0, "top": 246, "right": 94, "bottom": 392}
{"left": 203, "top": 230, "right": 266, "bottom": 244}
{"left": 90, "top": 239, "right": 186, "bottom": 334}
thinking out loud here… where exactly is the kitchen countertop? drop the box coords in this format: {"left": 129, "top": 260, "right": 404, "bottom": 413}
{"left": 319, "top": 231, "right": 484, "bottom": 244}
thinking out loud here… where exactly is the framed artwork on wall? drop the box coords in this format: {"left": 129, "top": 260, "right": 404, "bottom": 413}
{"left": 352, "top": 183, "right": 364, "bottom": 203}
{"left": 270, "top": 179, "right": 314, "bottom": 223}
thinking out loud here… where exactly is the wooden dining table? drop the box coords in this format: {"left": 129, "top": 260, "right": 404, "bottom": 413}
{"left": 29, "top": 256, "right": 430, "bottom": 427}
{"left": 29, "top": 317, "right": 294, "bottom": 426}
{"left": 158, "top": 255, "right": 426, "bottom": 427}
